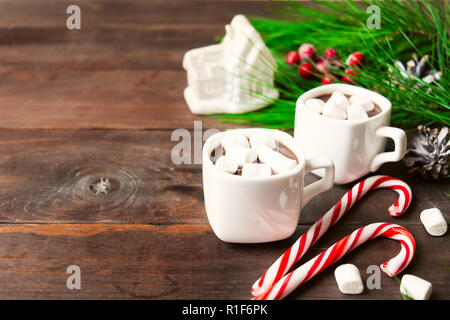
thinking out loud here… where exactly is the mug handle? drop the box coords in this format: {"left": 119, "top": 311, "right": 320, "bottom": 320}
{"left": 302, "top": 156, "right": 335, "bottom": 209}
{"left": 369, "top": 126, "right": 407, "bottom": 172}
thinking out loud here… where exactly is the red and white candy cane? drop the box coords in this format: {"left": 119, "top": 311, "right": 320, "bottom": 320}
{"left": 254, "top": 222, "right": 416, "bottom": 300}
{"left": 251, "top": 175, "right": 412, "bottom": 296}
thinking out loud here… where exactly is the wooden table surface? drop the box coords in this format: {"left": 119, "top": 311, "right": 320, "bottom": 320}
{"left": 0, "top": 0, "right": 448, "bottom": 300}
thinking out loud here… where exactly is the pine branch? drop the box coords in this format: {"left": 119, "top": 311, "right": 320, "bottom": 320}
{"left": 208, "top": 0, "right": 449, "bottom": 130}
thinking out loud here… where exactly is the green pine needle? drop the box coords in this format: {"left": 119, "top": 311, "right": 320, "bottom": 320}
{"left": 209, "top": 0, "right": 449, "bottom": 130}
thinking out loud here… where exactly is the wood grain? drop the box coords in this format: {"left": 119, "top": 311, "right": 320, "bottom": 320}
{"left": 0, "top": 0, "right": 271, "bottom": 28}
{"left": 0, "top": 69, "right": 250, "bottom": 130}
{"left": 0, "top": 70, "right": 216, "bottom": 129}
{"left": 1, "top": 129, "right": 448, "bottom": 225}
{"left": 0, "top": 129, "right": 202, "bottom": 223}
{"left": 0, "top": 223, "right": 447, "bottom": 299}
{"left": 0, "top": 27, "right": 224, "bottom": 71}
{"left": 0, "top": 0, "right": 272, "bottom": 129}
{"left": 0, "top": 0, "right": 448, "bottom": 300}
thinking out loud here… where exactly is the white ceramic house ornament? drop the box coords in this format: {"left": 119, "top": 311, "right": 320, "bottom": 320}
{"left": 183, "top": 15, "right": 279, "bottom": 114}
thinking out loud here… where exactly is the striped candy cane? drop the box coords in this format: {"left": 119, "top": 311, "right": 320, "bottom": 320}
{"left": 253, "top": 222, "right": 416, "bottom": 300}
{"left": 252, "top": 175, "right": 412, "bottom": 296}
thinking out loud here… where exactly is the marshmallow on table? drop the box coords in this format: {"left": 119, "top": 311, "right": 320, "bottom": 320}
{"left": 322, "top": 92, "right": 349, "bottom": 120}
{"left": 349, "top": 95, "right": 375, "bottom": 112}
{"left": 225, "top": 145, "right": 257, "bottom": 166}
{"left": 347, "top": 103, "right": 369, "bottom": 121}
{"left": 305, "top": 98, "right": 325, "bottom": 114}
{"left": 334, "top": 264, "right": 364, "bottom": 294}
{"left": 215, "top": 155, "right": 238, "bottom": 174}
{"left": 241, "top": 163, "right": 272, "bottom": 178}
{"left": 221, "top": 133, "right": 249, "bottom": 149}
{"left": 257, "top": 145, "right": 297, "bottom": 174}
{"left": 400, "top": 274, "right": 433, "bottom": 300}
{"left": 420, "top": 208, "right": 447, "bottom": 236}
{"left": 249, "top": 133, "right": 278, "bottom": 150}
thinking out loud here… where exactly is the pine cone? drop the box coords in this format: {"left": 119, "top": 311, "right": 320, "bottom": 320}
{"left": 404, "top": 125, "right": 449, "bottom": 180}
{"left": 392, "top": 53, "right": 442, "bottom": 86}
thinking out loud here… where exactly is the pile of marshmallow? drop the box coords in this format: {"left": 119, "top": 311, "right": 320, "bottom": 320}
{"left": 335, "top": 208, "right": 446, "bottom": 300}
{"left": 214, "top": 133, "right": 297, "bottom": 178}
{"left": 305, "top": 91, "right": 375, "bottom": 121}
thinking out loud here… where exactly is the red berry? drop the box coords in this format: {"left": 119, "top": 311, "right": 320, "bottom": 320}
{"left": 298, "top": 43, "right": 317, "bottom": 61}
{"left": 347, "top": 52, "right": 364, "bottom": 67}
{"left": 324, "top": 48, "right": 338, "bottom": 59}
{"left": 342, "top": 69, "right": 355, "bottom": 83}
{"left": 286, "top": 51, "right": 300, "bottom": 65}
{"left": 353, "top": 52, "right": 364, "bottom": 63}
{"left": 299, "top": 63, "right": 314, "bottom": 78}
{"left": 321, "top": 75, "right": 335, "bottom": 85}
{"left": 316, "top": 59, "right": 330, "bottom": 74}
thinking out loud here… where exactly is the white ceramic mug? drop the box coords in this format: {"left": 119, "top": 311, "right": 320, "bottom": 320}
{"left": 294, "top": 84, "right": 407, "bottom": 185}
{"left": 202, "top": 128, "right": 334, "bottom": 243}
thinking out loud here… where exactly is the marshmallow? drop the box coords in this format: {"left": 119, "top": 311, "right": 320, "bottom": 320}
{"left": 349, "top": 95, "right": 375, "bottom": 112}
{"left": 329, "top": 91, "right": 349, "bottom": 110}
{"left": 305, "top": 98, "right": 325, "bottom": 114}
{"left": 214, "top": 156, "right": 238, "bottom": 174}
{"left": 225, "top": 145, "right": 257, "bottom": 166}
{"left": 221, "top": 133, "right": 249, "bottom": 149}
{"left": 322, "top": 91, "right": 349, "bottom": 119}
{"left": 420, "top": 208, "right": 447, "bottom": 236}
{"left": 257, "top": 145, "right": 297, "bottom": 174}
{"left": 241, "top": 163, "right": 272, "bottom": 178}
{"left": 400, "top": 274, "right": 433, "bottom": 300}
{"left": 334, "top": 264, "right": 364, "bottom": 294}
{"left": 249, "top": 133, "right": 278, "bottom": 150}
{"left": 347, "top": 103, "right": 369, "bottom": 121}
{"left": 322, "top": 100, "right": 347, "bottom": 120}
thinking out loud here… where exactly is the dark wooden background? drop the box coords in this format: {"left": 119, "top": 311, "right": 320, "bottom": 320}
{"left": 0, "top": 0, "right": 448, "bottom": 300}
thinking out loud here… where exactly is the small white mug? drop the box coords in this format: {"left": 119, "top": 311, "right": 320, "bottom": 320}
{"left": 202, "top": 128, "right": 334, "bottom": 243}
{"left": 294, "top": 84, "right": 407, "bottom": 185}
